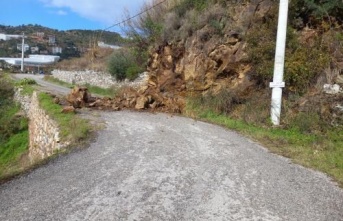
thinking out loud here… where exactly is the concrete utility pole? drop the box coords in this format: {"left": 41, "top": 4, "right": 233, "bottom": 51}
{"left": 270, "top": 0, "right": 289, "bottom": 125}
{"left": 21, "top": 32, "right": 25, "bottom": 72}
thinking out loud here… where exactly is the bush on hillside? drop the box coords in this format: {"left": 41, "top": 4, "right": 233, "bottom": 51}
{"left": 107, "top": 49, "right": 142, "bottom": 81}
{"left": 0, "top": 76, "right": 14, "bottom": 103}
{"left": 15, "top": 78, "right": 36, "bottom": 86}
{"left": 246, "top": 3, "right": 331, "bottom": 94}
{"left": 291, "top": 0, "right": 343, "bottom": 28}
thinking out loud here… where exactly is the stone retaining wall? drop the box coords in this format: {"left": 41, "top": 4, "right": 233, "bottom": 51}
{"left": 14, "top": 88, "right": 31, "bottom": 114}
{"left": 51, "top": 69, "right": 115, "bottom": 88}
{"left": 15, "top": 90, "right": 68, "bottom": 161}
{"left": 51, "top": 69, "right": 149, "bottom": 89}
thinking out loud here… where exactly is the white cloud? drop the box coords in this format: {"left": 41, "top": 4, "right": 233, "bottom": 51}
{"left": 40, "top": 0, "right": 148, "bottom": 26}
{"left": 56, "top": 10, "right": 67, "bottom": 15}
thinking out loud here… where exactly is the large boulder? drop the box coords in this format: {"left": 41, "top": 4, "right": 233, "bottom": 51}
{"left": 66, "top": 86, "right": 90, "bottom": 108}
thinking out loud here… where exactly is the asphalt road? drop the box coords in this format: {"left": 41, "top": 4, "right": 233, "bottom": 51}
{"left": 12, "top": 73, "right": 71, "bottom": 95}
{"left": 0, "top": 111, "right": 343, "bottom": 221}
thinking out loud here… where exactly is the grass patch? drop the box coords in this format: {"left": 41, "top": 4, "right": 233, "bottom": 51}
{"left": 37, "top": 92, "right": 90, "bottom": 142}
{"left": 44, "top": 75, "right": 73, "bottom": 88}
{"left": 15, "top": 78, "right": 37, "bottom": 96}
{"left": 0, "top": 130, "right": 29, "bottom": 179}
{"left": 83, "top": 83, "right": 118, "bottom": 97}
{"left": 18, "top": 84, "right": 35, "bottom": 96}
{"left": 44, "top": 75, "right": 118, "bottom": 97}
{"left": 185, "top": 99, "right": 343, "bottom": 187}
{"left": 0, "top": 75, "right": 29, "bottom": 180}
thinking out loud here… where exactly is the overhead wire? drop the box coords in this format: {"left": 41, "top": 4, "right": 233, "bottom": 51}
{"left": 92, "top": 0, "right": 169, "bottom": 62}
{"left": 103, "top": 0, "right": 169, "bottom": 31}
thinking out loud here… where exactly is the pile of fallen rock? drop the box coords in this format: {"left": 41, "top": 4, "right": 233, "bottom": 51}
{"left": 62, "top": 69, "right": 187, "bottom": 113}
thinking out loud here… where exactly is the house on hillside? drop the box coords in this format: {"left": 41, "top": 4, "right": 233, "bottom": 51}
{"left": 48, "top": 35, "right": 56, "bottom": 45}
{"left": 17, "top": 43, "right": 30, "bottom": 52}
{"left": 52, "top": 46, "right": 62, "bottom": 54}
{"left": 36, "top": 32, "right": 45, "bottom": 38}
{"left": 31, "top": 46, "right": 39, "bottom": 53}
{"left": 40, "top": 50, "right": 49, "bottom": 55}
{"left": 98, "top": 41, "right": 120, "bottom": 49}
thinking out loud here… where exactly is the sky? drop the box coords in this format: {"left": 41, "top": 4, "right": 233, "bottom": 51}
{"left": 0, "top": 0, "right": 150, "bottom": 33}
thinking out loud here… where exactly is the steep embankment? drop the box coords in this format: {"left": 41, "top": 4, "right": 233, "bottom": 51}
{"left": 122, "top": 0, "right": 343, "bottom": 124}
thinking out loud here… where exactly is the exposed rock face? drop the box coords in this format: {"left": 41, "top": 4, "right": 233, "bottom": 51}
{"left": 59, "top": 1, "right": 277, "bottom": 114}
{"left": 121, "top": 0, "right": 276, "bottom": 113}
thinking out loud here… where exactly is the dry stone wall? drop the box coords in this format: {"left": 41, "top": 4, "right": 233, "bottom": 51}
{"left": 14, "top": 88, "right": 31, "bottom": 114}
{"left": 15, "top": 90, "right": 68, "bottom": 161}
{"left": 51, "top": 69, "right": 115, "bottom": 88}
{"left": 51, "top": 69, "right": 149, "bottom": 89}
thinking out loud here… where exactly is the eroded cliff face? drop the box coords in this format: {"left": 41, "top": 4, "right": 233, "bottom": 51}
{"left": 132, "top": 0, "right": 276, "bottom": 112}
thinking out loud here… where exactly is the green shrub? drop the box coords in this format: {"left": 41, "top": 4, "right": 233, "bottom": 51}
{"left": 290, "top": 0, "right": 343, "bottom": 27}
{"left": 15, "top": 78, "right": 36, "bottom": 86}
{"left": 142, "top": 15, "right": 164, "bottom": 42}
{"left": 0, "top": 76, "right": 14, "bottom": 102}
{"left": 107, "top": 49, "right": 144, "bottom": 81}
{"left": 174, "top": 0, "right": 208, "bottom": 17}
{"left": 126, "top": 65, "right": 143, "bottom": 81}
{"left": 246, "top": 9, "right": 330, "bottom": 94}
{"left": 107, "top": 49, "right": 135, "bottom": 81}
{"left": 191, "top": 89, "right": 238, "bottom": 115}
{"left": 284, "top": 45, "right": 330, "bottom": 93}
{"left": 288, "top": 112, "right": 326, "bottom": 134}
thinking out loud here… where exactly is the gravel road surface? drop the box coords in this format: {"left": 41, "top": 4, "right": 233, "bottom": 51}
{"left": 0, "top": 111, "right": 342, "bottom": 221}
{"left": 12, "top": 74, "right": 71, "bottom": 95}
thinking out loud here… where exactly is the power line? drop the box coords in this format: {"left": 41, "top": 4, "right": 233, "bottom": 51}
{"left": 103, "top": 0, "right": 169, "bottom": 31}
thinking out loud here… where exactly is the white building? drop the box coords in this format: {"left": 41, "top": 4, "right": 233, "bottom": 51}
{"left": 98, "top": 41, "right": 121, "bottom": 49}
{"left": 48, "top": 35, "right": 56, "bottom": 44}
{"left": 0, "top": 33, "right": 22, "bottom": 41}
{"left": 17, "top": 43, "right": 30, "bottom": 52}
{"left": 36, "top": 32, "right": 45, "bottom": 38}
{"left": 31, "top": 46, "right": 39, "bottom": 53}
{"left": 52, "top": 46, "right": 62, "bottom": 54}
{"left": 0, "top": 54, "right": 60, "bottom": 66}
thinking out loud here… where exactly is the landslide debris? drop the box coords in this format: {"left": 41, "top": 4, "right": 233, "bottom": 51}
{"left": 65, "top": 0, "right": 343, "bottom": 119}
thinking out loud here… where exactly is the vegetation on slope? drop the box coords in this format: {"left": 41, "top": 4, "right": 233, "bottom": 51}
{"left": 0, "top": 74, "right": 29, "bottom": 179}
{"left": 0, "top": 72, "right": 92, "bottom": 182}
{"left": 37, "top": 93, "right": 90, "bottom": 143}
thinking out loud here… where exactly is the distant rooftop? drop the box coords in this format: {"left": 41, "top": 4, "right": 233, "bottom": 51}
{"left": 0, "top": 33, "right": 22, "bottom": 41}
{"left": 0, "top": 55, "right": 60, "bottom": 66}
{"left": 98, "top": 41, "right": 121, "bottom": 49}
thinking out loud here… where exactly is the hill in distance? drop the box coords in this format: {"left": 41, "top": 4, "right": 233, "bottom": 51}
{"left": 0, "top": 24, "right": 125, "bottom": 59}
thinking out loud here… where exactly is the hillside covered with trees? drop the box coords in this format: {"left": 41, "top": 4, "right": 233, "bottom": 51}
{"left": 0, "top": 24, "right": 124, "bottom": 59}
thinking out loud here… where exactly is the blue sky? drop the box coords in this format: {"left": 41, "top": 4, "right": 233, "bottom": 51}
{"left": 0, "top": 0, "right": 149, "bottom": 33}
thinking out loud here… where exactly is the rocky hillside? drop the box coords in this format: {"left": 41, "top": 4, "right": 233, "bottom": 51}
{"left": 115, "top": 0, "right": 343, "bottom": 127}
{"left": 46, "top": 0, "right": 343, "bottom": 127}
